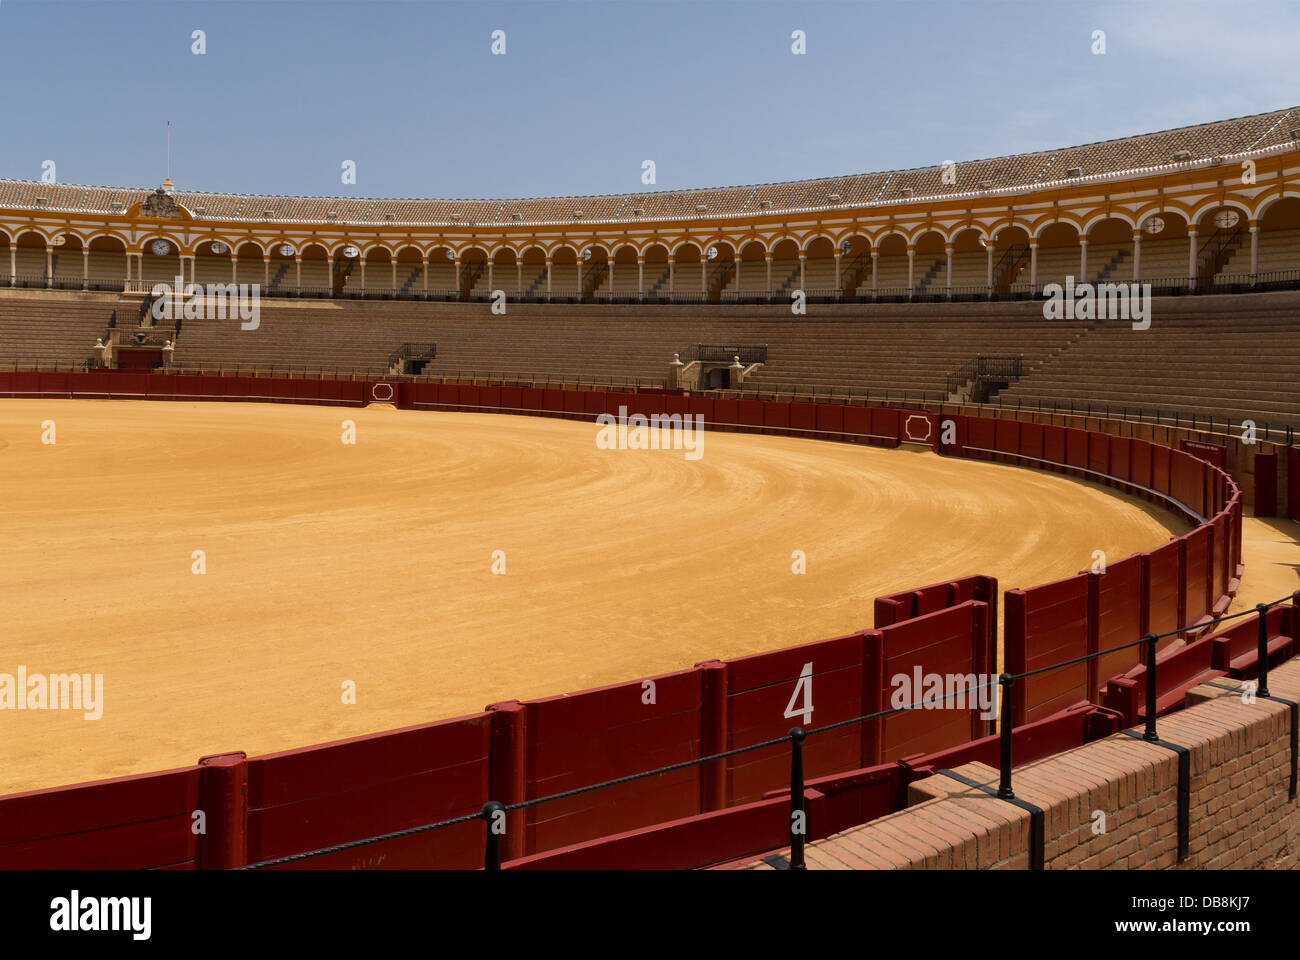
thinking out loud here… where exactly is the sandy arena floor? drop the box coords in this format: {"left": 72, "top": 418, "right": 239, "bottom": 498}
{"left": 1, "top": 399, "right": 1291, "bottom": 796}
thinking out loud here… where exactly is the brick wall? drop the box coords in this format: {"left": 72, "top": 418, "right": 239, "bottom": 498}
{"left": 788, "top": 657, "right": 1300, "bottom": 870}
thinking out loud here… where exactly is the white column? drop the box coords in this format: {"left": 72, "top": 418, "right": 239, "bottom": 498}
{"left": 296, "top": 258, "right": 302, "bottom": 294}
{"left": 668, "top": 260, "right": 674, "bottom": 298}
{"left": 1029, "top": 241, "right": 1038, "bottom": 287}
{"left": 608, "top": 261, "right": 615, "bottom": 301}
{"left": 576, "top": 258, "right": 583, "bottom": 298}
{"left": 734, "top": 255, "right": 741, "bottom": 297}
{"left": 454, "top": 259, "right": 461, "bottom": 297}
{"left": 391, "top": 259, "right": 397, "bottom": 294}
{"left": 945, "top": 245, "right": 953, "bottom": 295}
{"left": 545, "top": 259, "right": 552, "bottom": 300}
{"left": 487, "top": 260, "right": 494, "bottom": 292}
{"left": 231, "top": 255, "right": 237, "bottom": 285}
{"left": 1187, "top": 230, "right": 1198, "bottom": 290}
{"left": 45, "top": 247, "right": 52, "bottom": 287}
{"left": 263, "top": 256, "right": 270, "bottom": 289}
{"left": 906, "top": 246, "right": 915, "bottom": 296}
{"left": 359, "top": 257, "right": 366, "bottom": 296}
{"left": 82, "top": 249, "right": 89, "bottom": 290}
{"left": 637, "top": 257, "right": 644, "bottom": 301}
{"left": 700, "top": 258, "right": 706, "bottom": 294}
{"left": 327, "top": 258, "right": 334, "bottom": 295}
{"left": 871, "top": 251, "right": 879, "bottom": 296}
{"left": 798, "top": 253, "right": 806, "bottom": 292}
{"left": 1078, "top": 239, "right": 1088, "bottom": 282}
{"left": 986, "top": 243, "right": 994, "bottom": 290}
{"left": 765, "top": 255, "right": 772, "bottom": 294}
{"left": 422, "top": 257, "right": 429, "bottom": 296}
{"left": 9, "top": 245, "right": 15, "bottom": 285}
{"left": 1249, "top": 224, "right": 1259, "bottom": 282}
{"left": 833, "top": 251, "right": 841, "bottom": 294}
{"left": 1132, "top": 232, "right": 1142, "bottom": 281}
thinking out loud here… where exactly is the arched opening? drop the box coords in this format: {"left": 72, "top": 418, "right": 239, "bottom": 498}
{"left": 50, "top": 233, "right": 86, "bottom": 289}
{"left": 267, "top": 241, "right": 296, "bottom": 295}
{"left": 489, "top": 247, "right": 518, "bottom": 296}
{"left": 1134, "top": 212, "right": 1188, "bottom": 286}
{"left": 426, "top": 246, "right": 455, "bottom": 298}
{"left": 140, "top": 237, "right": 182, "bottom": 286}
{"left": 671, "top": 242, "right": 702, "bottom": 302}
{"left": 1230, "top": 197, "right": 1300, "bottom": 285}
{"left": 519, "top": 246, "right": 547, "bottom": 299}
{"left": 948, "top": 228, "right": 988, "bottom": 295}
{"left": 362, "top": 246, "right": 394, "bottom": 298}
{"left": 642, "top": 243, "right": 670, "bottom": 300}
{"left": 194, "top": 239, "right": 233, "bottom": 286}
{"left": 1083, "top": 218, "right": 1133, "bottom": 283}
{"left": 578, "top": 244, "right": 609, "bottom": 302}
{"left": 299, "top": 243, "right": 329, "bottom": 296}
{"left": 1194, "top": 205, "right": 1248, "bottom": 287}
{"left": 14, "top": 231, "right": 48, "bottom": 288}
{"left": 549, "top": 245, "right": 579, "bottom": 301}
{"left": 1033, "top": 222, "right": 1081, "bottom": 289}
{"left": 803, "top": 236, "right": 836, "bottom": 298}
{"left": 85, "top": 236, "right": 127, "bottom": 290}
{"left": 769, "top": 238, "right": 800, "bottom": 296}
{"left": 735, "top": 240, "right": 767, "bottom": 297}
{"left": 458, "top": 247, "right": 489, "bottom": 299}
{"left": 838, "top": 234, "right": 871, "bottom": 297}
{"left": 874, "top": 233, "right": 909, "bottom": 297}
{"left": 609, "top": 244, "right": 638, "bottom": 300}
{"left": 991, "top": 225, "right": 1030, "bottom": 293}
{"left": 393, "top": 246, "right": 423, "bottom": 298}
{"left": 912, "top": 230, "right": 946, "bottom": 296}
{"left": 234, "top": 242, "right": 264, "bottom": 289}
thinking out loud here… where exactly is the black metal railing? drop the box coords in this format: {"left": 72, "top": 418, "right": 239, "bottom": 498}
{"left": 944, "top": 355, "right": 1023, "bottom": 397}
{"left": 235, "top": 590, "right": 1299, "bottom": 872}
{"left": 693, "top": 343, "right": 768, "bottom": 364}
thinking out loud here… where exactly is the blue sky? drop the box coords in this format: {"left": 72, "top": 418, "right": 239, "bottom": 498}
{"left": 0, "top": 0, "right": 1294, "bottom": 198}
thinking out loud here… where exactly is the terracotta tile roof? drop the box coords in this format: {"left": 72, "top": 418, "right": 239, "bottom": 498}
{"left": 0, "top": 106, "right": 1293, "bottom": 226}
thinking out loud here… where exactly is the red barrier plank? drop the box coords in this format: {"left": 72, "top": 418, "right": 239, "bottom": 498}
{"left": 1005, "top": 576, "right": 1090, "bottom": 725}
{"left": 688, "top": 396, "right": 714, "bottom": 422}
{"left": 815, "top": 403, "right": 844, "bottom": 438}
{"left": 724, "top": 633, "right": 864, "bottom": 804}
{"left": 966, "top": 417, "right": 995, "bottom": 452}
{"left": 842, "top": 405, "right": 869, "bottom": 440}
{"left": 1095, "top": 554, "right": 1144, "bottom": 690}
{"left": 738, "top": 399, "right": 765, "bottom": 427}
{"left": 1088, "top": 432, "right": 1109, "bottom": 475}
{"left": 1109, "top": 436, "right": 1131, "bottom": 484}
{"left": 789, "top": 401, "right": 817, "bottom": 432}
{"left": 1043, "top": 424, "right": 1066, "bottom": 465}
{"left": 713, "top": 398, "right": 739, "bottom": 426}
{"left": 1151, "top": 443, "right": 1171, "bottom": 495}
{"left": 1183, "top": 528, "right": 1212, "bottom": 628}
{"left": 1170, "top": 451, "right": 1206, "bottom": 517}
{"left": 763, "top": 401, "right": 791, "bottom": 430}
{"left": 520, "top": 669, "right": 702, "bottom": 854}
{"left": 994, "top": 418, "right": 1019, "bottom": 456}
{"left": 1064, "top": 428, "right": 1089, "bottom": 470}
{"left": 870, "top": 407, "right": 901, "bottom": 446}
{"left": 1019, "top": 421, "right": 1044, "bottom": 461}
{"left": 863, "top": 602, "right": 989, "bottom": 763}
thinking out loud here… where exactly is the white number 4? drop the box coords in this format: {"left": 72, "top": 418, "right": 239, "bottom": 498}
{"left": 784, "top": 662, "right": 814, "bottom": 726}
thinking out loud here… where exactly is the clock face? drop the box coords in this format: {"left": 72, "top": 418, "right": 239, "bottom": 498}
{"left": 1143, "top": 216, "right": 1165, "bottom": 235}
{"left": 582, "top": 248, "right": 592, "bottom": 261}
{"left": 51, "top": 234, "right": 66, "bottom": 247}
{"left": 707, "top": 245, "right": 718, "bottom": 260}
{"left": 840, "top": 241, "right": 852, "bottom": 254}
{"left": 343, "top": 245, "right": 359, "bottom": 259}
{"left": 280, "top": 244, "right": 294, "bottom": 256}
{"left": 210, "top": 241, "right": 227, "bottom": 254}
{"left": 1213, "top": 209, "right": 1240, "bottom": 229}
{"left": 150, "top": 239, "right": 171, "bottom": 256}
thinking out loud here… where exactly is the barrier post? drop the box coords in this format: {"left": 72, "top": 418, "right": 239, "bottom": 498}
{"left": 788, "top": 727, "right": 806, "bottom": 871}
{"left": 997, "top": 674, "right": 1014, "bottom": 799}
{"left": 1256, "top": 603, "right": 1271, "bottom": 698}
{"left": 482, "top": 801, "right": 505, "bottom": 871}
{"left": 1143, "top": 633, "right": 1159, "bottom": 741}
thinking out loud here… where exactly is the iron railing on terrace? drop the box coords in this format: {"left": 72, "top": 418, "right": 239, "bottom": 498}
{"left": 692, "top": 343, "right": 768, "bottom": 364}
{"left": 944, "top": 355, "right": 1024, "bottom": 397}
{"left": 11, "top": 271, "right": 1300, "bottom": 304}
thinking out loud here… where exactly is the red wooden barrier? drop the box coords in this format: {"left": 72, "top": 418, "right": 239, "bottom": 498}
{"left": 1004, "top": 575, "right": 1091, "bottom": 726}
